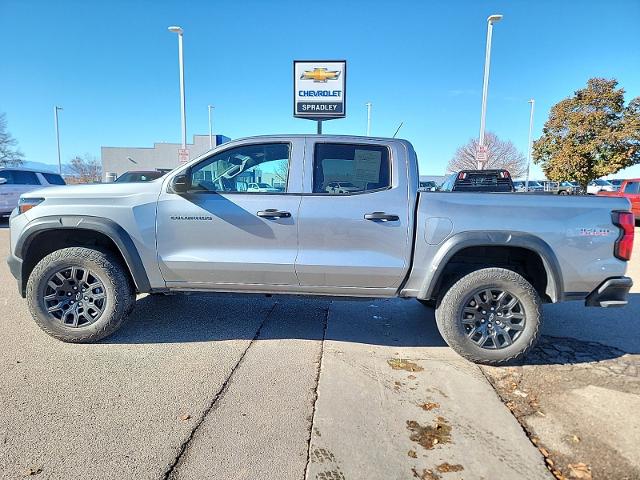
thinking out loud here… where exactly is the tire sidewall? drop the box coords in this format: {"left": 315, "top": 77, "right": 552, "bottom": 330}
{"left": 436, "top": 268, "right": 541, "bottom": 364}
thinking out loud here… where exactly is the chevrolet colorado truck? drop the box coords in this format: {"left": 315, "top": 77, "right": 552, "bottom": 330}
{"left": 7, "top": 135, "right": 635, "bottom": 364}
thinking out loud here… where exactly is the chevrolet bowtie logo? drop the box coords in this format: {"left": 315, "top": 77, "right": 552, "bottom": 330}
{"left": 300, "top": 68, "right": 341, "bottom": 82}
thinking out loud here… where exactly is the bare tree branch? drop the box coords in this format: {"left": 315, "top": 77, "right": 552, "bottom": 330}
{"left": 68, "top": 154, "right": 102, "bottom": 184}
{"left": 447, "top": 132, "right": 527, "bottom": 177}
{"left": 0, "top": 113, "right": 25, "bottom": 167}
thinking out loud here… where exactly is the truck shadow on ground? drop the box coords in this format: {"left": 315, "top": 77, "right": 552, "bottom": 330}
{"left": 104, "top": 291, "right": 639, "bottom": 366}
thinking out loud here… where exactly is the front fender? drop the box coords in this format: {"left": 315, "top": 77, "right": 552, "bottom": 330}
{"left": 15, "top": 215, "right": 151, "bottom": 294}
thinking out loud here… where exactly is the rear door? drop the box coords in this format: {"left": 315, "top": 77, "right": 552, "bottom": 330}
{"left": 295, "top": 139, "right": 413, "bottom": 290}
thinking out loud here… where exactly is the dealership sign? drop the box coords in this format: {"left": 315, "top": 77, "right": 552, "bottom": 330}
{"left": 294, "top": 60, "right": 346, "bottom": 120}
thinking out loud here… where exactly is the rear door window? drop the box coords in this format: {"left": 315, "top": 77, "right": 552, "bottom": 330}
{"left": 313, "top": 143, "right": 390, "bottom": 194}
{"left": 12, "top": 170, "right": 40, "bottom": 185}
{"left": 624, "top": 182, "right": 639, "bottom": 194}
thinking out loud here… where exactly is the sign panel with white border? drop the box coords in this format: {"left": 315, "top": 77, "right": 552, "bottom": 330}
{"left": 294, "top": 60, "right": 346, "bottom": 120}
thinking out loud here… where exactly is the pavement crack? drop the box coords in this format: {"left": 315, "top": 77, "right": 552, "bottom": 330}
{"left": 160, "top": 301, "right": 279, "bottom": 480}
{"left": 303, "top": 301, "right": 330, "bottom": 480}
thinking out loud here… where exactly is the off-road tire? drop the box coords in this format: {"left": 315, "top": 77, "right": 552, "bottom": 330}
{"left": 27, "top": 247, "right": 135, "bottom": 343}
{"left": 435, "top": 267, "right": 542, "bottom": 365}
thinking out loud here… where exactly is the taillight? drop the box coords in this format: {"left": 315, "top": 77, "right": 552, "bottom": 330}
{"left": 612, "top": 211, "right": 634, "bottom": 261}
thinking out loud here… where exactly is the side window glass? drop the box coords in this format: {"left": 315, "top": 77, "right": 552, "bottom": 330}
{"left": 42, "top": 173, "right": 66, "bottom": 185}
{"left": 190, "top": 143, "right": 290, "bottom": 193}
{"left": 313, "top": 143, "right": 390, "bottom": 194}
{"left": 624, "top": 182, "right": 639, "bottom": 194}
{"left": 13, "top": 171, "right": 40, "bottom": 185}
{"left": 0, "top": 170, "right": 15, "bottom": 185}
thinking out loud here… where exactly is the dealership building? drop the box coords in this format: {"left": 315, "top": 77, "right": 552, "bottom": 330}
{"left": 101, "top": 134, "right": 230, "bottom": 182}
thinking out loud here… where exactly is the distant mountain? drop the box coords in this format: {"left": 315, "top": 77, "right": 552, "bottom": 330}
{"left": 15, "top": 161, "right": 75, "bottom": 175}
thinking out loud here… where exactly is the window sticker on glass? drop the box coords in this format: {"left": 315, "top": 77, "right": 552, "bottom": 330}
{"left": 353, "top": 149, "right": 382, "bottom": 184}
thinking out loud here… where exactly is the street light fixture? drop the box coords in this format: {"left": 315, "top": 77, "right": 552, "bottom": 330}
{"left": 168, "top": 26, "right": 187, "bottom": 152}
{"left": 208, "top": 105, "right": 215, "bottom": 149}
{"left": 477, "top": 14, "right": 503, "bottom": 169}
{"left": 54, "top": 106, "right": 63, "bottom": 174}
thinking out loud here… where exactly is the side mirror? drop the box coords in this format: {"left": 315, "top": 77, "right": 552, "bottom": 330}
{"left": 0, "top": 177, "right": 7, "bottom": 185}
{"left": 171, "top": 172, "right": 190, "bottom": 194}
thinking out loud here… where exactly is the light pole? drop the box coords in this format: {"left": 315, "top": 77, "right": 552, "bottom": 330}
{"left": 208, "top": 105, "right": 214, "bottom": 149}
{"left": 478, "top": 14, "right": 503, "bottom": 169}
{"left": 54, "top": 106, "right": 63, "bottom": 174}
{"left": 365, "top": 102, "right": 372, "bottom": 136}
{"left": 525, "top": 99, "right": 535, "bottom": 191}
{"left": 168, "top": 26, "right": 186, "bottom": 150}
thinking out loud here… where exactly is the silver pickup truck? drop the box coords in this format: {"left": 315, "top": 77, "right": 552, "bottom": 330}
{"left": 7, "top": 135, "right": 635, "bottom": 364}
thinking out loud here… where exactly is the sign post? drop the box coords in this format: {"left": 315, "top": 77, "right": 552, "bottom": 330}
{"left": 294, "top": 60, "right": 346, "bottom": 133}
{"left": 476, "top": 144, "right": 488, "bottom": 169}
{"left": 178, "top": 148, "right": 190, "bottom": 164}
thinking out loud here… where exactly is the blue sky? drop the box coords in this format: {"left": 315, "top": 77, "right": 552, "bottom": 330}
{"left": 2, "top": 0, "right": 640, "bottom": 178}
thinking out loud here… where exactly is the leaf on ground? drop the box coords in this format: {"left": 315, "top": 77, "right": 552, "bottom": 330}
{"left": 388, "top": 359, "right": 424, "bottom": 372}
{"left": 408, "top": 450, "right": 417, "bottom": 458}
{"left": 419, "top": 402, "right": 440, "bottom": 411}
{"left": 180, "top": 414, "right": 191, "bottom": 421}
{"left": 436, "top": 462, "right": 464, "bottom": 473}
{"left": 568, "top": 463, "right": 592, "bottom": 479}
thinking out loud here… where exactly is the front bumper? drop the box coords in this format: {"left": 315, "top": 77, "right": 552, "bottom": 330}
{"left": 585, "top": 277, "right": 633, "bottom": 307}
{"left": 7, "top": 253, "right": 24, "bottom": 297}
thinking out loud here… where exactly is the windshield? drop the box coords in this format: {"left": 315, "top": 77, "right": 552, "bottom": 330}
{"left": 594, "top": 179, "right": 613, "bottom": 186}
{"left": 257, "top": 183, "right": 272, "bottom": 188}
{"left": 338, "top": 182, "right": 356, "bottom": 187}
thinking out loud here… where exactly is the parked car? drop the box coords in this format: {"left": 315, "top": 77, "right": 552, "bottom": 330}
{"left": 419, "top": 180, "right": 438, "bottom": 191}
{"left": 7, "top": 135, "right": 634, "bottom": 365}
{"left": 598, "top": 178, "right": 640, "bottom": 220}
{"left": 0, "top": 168, "right": 65, "bottom": 218}
{"left": 587, "top": 179, "right": 616, "bottom": 195}
{"left": 608, "top": 179, "right": 624, "bottom": 191}
{"left": 513, "top": 180, "right": 544, "bottom": 192}
{"left": 440, "top": 169, "right": 514, "bottom": 192}
{"left": 114, "top": 170, "right": 168, "bottom": 183}
{"left": 325, "top": 181, "right": 360, "bottom": 194}
{"left": 247, "top": 182, "right": 279, "bottom": 193}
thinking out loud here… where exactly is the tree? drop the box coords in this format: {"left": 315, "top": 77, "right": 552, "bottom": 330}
{"left": 447, "top": 132, "right": 527, "bottom": 177}
{"left": 0, "top": 113, "right": 25, "bottom": 167}
{"left": 533, "top": 78, "right": 640, "bottom": 189}
{"left": 68, "top": 154, "right": 102, "bottom": 183}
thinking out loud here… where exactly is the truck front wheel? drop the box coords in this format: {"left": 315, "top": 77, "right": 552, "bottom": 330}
{"left": 26, "top": 247, "right": 135, "bottom": 343}
{"left": 435, "top": 268, "right": 542, "bottom": 365}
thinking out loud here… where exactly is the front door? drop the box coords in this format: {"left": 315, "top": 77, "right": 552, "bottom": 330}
{"left": 295, "top": 139, "right": 413, "bottom": 289}
{"left": 156, "top": 139, "right": 303, "bottom": 287}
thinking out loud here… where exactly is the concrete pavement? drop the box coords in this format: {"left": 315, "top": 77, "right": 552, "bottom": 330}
{"left": 1, "top": 223, "right": 638, "bottom": 479}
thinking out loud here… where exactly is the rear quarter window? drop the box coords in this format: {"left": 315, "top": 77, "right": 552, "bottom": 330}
{"left": 42, "top": 173, "right": 66, "bottom": 185}
{"left": 12, "top": 171, "right": 40, "bottom": 185}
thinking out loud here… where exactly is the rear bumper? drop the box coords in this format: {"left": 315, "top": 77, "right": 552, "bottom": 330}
{"left": 585, "top": 277, "right": 633, "bottom": 308}
{"left": 6, "top": 253, "right": 24, "bottom": 297}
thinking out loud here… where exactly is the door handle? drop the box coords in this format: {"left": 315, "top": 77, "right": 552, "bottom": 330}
{"left": 364, "top": 212, "right": 399, "bottom": 222}
{"left": 257, "top": 209, "right": 291, "bottom": 219}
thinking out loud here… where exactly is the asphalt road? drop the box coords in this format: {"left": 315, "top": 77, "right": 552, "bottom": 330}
{"left": 0, "top": 221, "right": 637, "bottom": 480}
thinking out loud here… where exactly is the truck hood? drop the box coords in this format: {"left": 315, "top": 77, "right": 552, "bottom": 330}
{"left": 23, "top": 180, "right": 164, "bottom": 200}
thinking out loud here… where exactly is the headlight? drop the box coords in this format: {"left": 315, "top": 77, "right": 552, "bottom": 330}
{"left": 18, "top": 197, "right": 44, "bottom": 214}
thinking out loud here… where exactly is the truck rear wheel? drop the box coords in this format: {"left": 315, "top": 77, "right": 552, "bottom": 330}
{"left": 26, "top": 247, "right": 135, "bottom": 343}
{"left": 435, "top": 268, "right": 542, "bottom": 365}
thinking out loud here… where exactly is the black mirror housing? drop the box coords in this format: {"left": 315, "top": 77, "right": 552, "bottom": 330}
{"left": 171, "top": 171, "right": 190, "bottom": 194}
